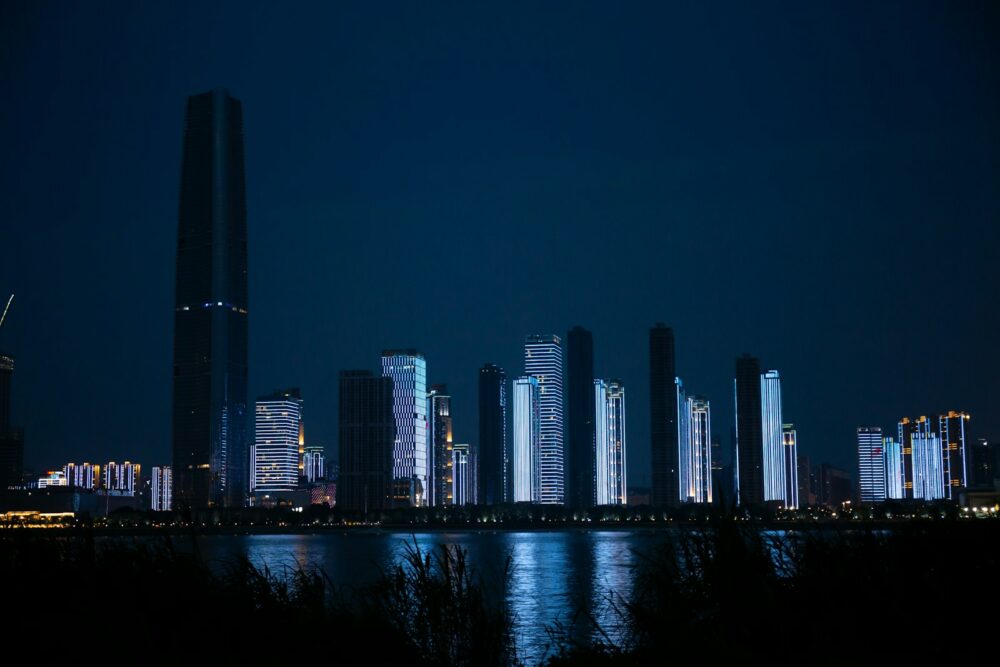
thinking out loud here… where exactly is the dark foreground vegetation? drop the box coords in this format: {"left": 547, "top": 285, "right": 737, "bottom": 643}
{"left": 3, "top": 519, "right": 997, "bottom": 663}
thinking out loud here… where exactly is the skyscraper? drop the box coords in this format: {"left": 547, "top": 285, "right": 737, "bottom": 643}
{"left": 594, "top": 380, "right": 610, "bottom": 505}
{"left": 428, "top": 385, "right": 453, "bottom": 506}
{"left": 898, "top": 416, "right": 947, "bottom": 501}
{"left": 684, "top": 396, "right": 712, "bottom": 504}
{"left": 605, "top": 380, "right": 628, "bottom": 505}
{"left": 152, "top": 466, "right": 172, "bottom": 511}
{"left": 884, "top": 436, "right": 904, "bottom": 499}
{"left": 649, "top": 325, "right": 679, "bottom": 507}
{"left": 734, "top": 354, "right": 764, "bottom": 506}
{"left": 512, "top": 376, "right": 541, "bottom": 503}
{"left": 857, "top": 427, "right": 886, "bottom": 502}
{"left": 452, "top": 443, "right": 477, "bottom": 506}
{"left": 303, "top": 444, "right": 325, "bottom": 483}
{"left": 338, "top": 370, "right": 395, "bottom": 516}
{"left": 253, "top": 389, "right": 302, "bottom": 494}
{"left": 524, "top": 335, "right": 564, "bottom": 504}
{"left": 478, "top": 364, "right": 507, "bottom": 504}
{"left": 939, "top": 411, "right": 970, "bottom": 498}
{"left": 0, "top": 354, "right": 24, "bottom": 492}
{"left": 760, "top": 371, "right": 785, "bottom": 504}
{"left": 782, "top": 423, "right": 798, "bottom": 509}
{"left": 172, "top": 89, "right": 249, "bottom": 510}
{"left": 567, "top": 326, "right": 595, "bottom": 508}
{"left": 381, "top": 350, "right": 428, "bottom": 507}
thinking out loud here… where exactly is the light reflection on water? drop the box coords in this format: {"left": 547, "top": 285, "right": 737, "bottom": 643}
{"left": 180, "top": 530, "right": 665, "bottom": 664}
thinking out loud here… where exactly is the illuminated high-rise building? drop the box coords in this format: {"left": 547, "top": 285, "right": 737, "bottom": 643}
{"left": 567, "top": 326, "right": 595, "bottom": 508}
{"left": 939, "top": 411, "right": 970, "bottom": 498}
{"left": 452, "top": 443, "right": 477, "bottom": 506}
{"left": 512, "top": 376, "right": 541, "bottom": 503}
{"left": 898, "top": 416, "right": 946, "bottom": 501}
{"left": 303, "top": 444, "right": 325, "bottom": 483}
{"left": 172, "top": 89, "right": 249, "bottom": 510}
{"left": 884, "top": 436, "right": 904, "bottom": 499}
{"left": 253, "top": 389, "right": 302, "bottom": 493}
{"left": 649, "top": 324, "right": 679, "bottom": 507}
{"left": 782, "top": 423, "right": 798, "bottom": 509}
{"left": 682, "top": 396, "right": 712, "bottom": 504}
{"left": 338, "top": 370, "right": 395, "bottom": 516}
{"left": 64, "top": 462, "right": 101, "bottom": 490}
{"left": 760, "top": 371, "right": 785, "bottom": 505}
{"left": 38, "top": 471, "right": 67, "bottom": 488}
{"left": 594, "top": 380, "right": 610, "bottom": 505}
{"left": 524, "top": 335, "right": 564, "bottom": 504}
{"left": 605, "top": 381, "right": 627, "bottom": 505}
{"left": 857, "top": 427, "right": 886, "bottom": 502}
{"left": 381, "top": 350, "right": 428, "bottom": 507}
{"left": 478, "top": 364, "right": 507, "bottom": 504}
{"left": 152, "top": 466, "right": 172, "bottom": 511}
{"left": 104, "top": 462, "right": 140, "bottom": 495}
{"left": 428, "top": 385, "right": 453, "bottom": 506}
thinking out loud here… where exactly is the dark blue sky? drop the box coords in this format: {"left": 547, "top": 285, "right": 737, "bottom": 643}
{"left": 1, "top": 1, "right": 997, "bottom": 484}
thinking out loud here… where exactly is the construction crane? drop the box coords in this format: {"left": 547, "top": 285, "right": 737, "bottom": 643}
{"left": 0, "top": 294, "right": 11, "bottom": 330}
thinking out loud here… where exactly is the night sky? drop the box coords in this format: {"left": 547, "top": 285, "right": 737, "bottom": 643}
{"left": 2, "top": 2, "right": 997, "bottom": 485}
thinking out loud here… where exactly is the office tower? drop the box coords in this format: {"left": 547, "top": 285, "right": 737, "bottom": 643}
{"left": 734, "top": 354, "right": 763, "bottom": 505}
{"left": 682, "top": 396, "right": 712, "bottom": 504}
{"left": 478, "top": 364, "right": 507, "bottom": 505}
{"left": 152, "top": 466, "right": 172, "bottom": 511}
{"left": 104, "top": 462, "right": 140, "bottom": 495}
{"left": 303, "top": 444, "right": 325, "bottom": 483}
{"left": 381, "top": 350, "right": 428, "bottom": 507}
{"left": 856, "top": 427, "right": 886, "bottom": 502}
{"left": 172, "top": 89, "right": 249, "bottom": 510}
{"left": 969, "top": 438, "right": 998, "bottom": 487}
{"left": 512, "top": 376, "right": 541, "bottom": 503}
{"left": 781, "top": 423, "right": 798, "bottom": 509}
{"left": 760, "top": 370, "right": 785, "bottom": 504}
{"left": 63, "top": 462, "right": 101, "bottom": 490}
{"left": 649, "top": 324, "right": 679, "bottom": 507}
{"left": 452, "top": 443, "right": 477, "bottom": 506}
{"left": 939, "top": 411, "right": 970, "bottom": 498}
{"left": 818, "top": 464, "right": 853, "bottom": 508}
{"left": 676, "top": 378, "right": 690, "bottom": 502}
{"left": 884, "top": 437, "right": 904, "bottom": 499}
{"left": 567, "top": 326, "right": 595, "bottom": 508}
{"left": 253, "top": 389, "right": 302, "bottom": 494}
{"left": 594, "top": 380, "right": 609, "bottom": 504}
{"left": 38, "top": 471, "right": 68, "bottom": 488}
{"left": 797, "top": 455, "right": 815, "bottom": 507}
{"left": 605, "top": 381, "right": 627, "bottom": 505}
{"left": 524, "top": 335, "right": 564, "bottom": 504}
{"left": 338, "top": 370, "right": 395, "bottom": 515}
{"left": 428, "top": 385, "right": 453, "bottom": 506}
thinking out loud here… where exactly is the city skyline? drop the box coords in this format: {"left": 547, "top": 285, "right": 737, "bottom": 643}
{"left": 2, "top": 4, "right": 997, "bottom": 488}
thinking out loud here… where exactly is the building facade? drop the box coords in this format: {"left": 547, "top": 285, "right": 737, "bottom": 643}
{"left": 338, "top": 370, "right": 395, "bottom": 516}
{"left": 381, "top": 350, "right": 428, "bottom": 507}
{"left": 428, "top": 385, "right": 453, "bottom": 506}
{"left": 152, "top": 466, "right": 172, "bottom": 511}
{"left": 567, "top": 326, "right": 595, "bottom": 507}
{"left": 734, "top": 354, "right": 763, "bottom": 506}
{"left": 683, "top": 396, "right": 712, "bottom": 504}
{"left": 452, "top": 443, "right": 477, "bottom": 506}
{"left": 857, "top": 427, "right": 886, "bottom": 502}
{"left": 253, "top": 389, "right": 302, "bottom": 494}
{"left": 649, "top": 324, "right": 679, "bottom": 507}
{"left": 512, "top": 376, "right": 541, "bottom": 503}
{"left": 478, "top": 364, "right": 508, "bottom": 504}
{"left": 172, "top": 89, "right": 249, "bottom": 510}
{"left": 524, "top": 335, "right": 564, "bottom": 504}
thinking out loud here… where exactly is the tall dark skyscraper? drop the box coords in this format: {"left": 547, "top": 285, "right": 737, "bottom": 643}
{"left": 172, "top": 89, "right": 249, "bottom": 510}
{"left": 338, "top": 370, "right": 395, "bottom": 517}
{"left": 0, "top": 354, "right": 23, "bottom": 491}
{"left": 649, "top": 324, "right": 679, "bottom": 507}
{"left": 478, "top": 363, "right": 507, "bottom": 504}
{"left": 566, "top": 325, "right": 595, "bottom": 507}
{"left": 735, "top": 354, "right": 764, "bottom": 506}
